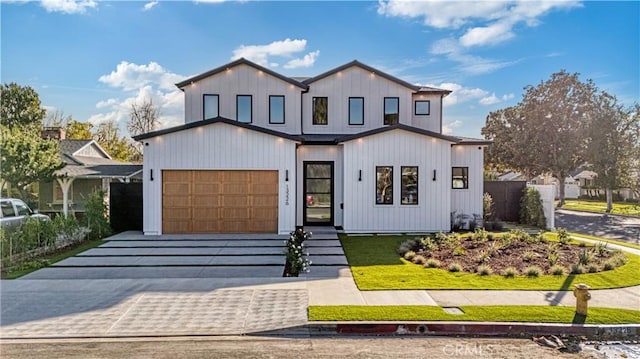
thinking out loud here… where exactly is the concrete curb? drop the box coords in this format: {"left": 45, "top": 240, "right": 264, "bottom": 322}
{"left": 307, "top": 322, "right": 640, "bottom": 339}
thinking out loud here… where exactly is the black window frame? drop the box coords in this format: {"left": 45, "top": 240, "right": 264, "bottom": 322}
{"left": 376, "top": 166, "right": 394, "bottom": 205}
{"left": 269, "top": 95, "right": 285, "bottom": 124}
{"left": 401, "top": 166, "right": 419, "bottom": 205}
{"left": 348, "top": 97, "right": 364, "bottom": 126}
{"left": 312, "top": 97, "right": 328, "bottom": 125}
{"left": 236, "top": 94, "right": 252, "bottom": 123}
{"left": 414, "top": 100, "right": 430, "bottom": 116}
{"left": 452, "top": 167, "right": 469, "bottom": 189}
{"left": 203, "top": 94, "right": 219, "bottom": 120}
{"left": 384, "top": 97, "right": 399, "bottom": 125}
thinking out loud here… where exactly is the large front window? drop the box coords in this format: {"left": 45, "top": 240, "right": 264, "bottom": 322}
{"left": 452, "top": 167, "right": 469, "bottom": 189}
{"left": 384, "top": 97, "right": 399, "bottom": 125}
{"left": 313, "top": 97, "right": 328, "bottom": 125}
{"left": 401, "top": 166, "right": 418, "bottom": 205}
{"left": 349, "top": 97, "right": 364, "bottom": 125}
{"left": 269, "top": 95, "right": 285, "bottom": 124}
{"left": 203, "top": 94, "right": 219, "bottom": 120}
{"left": 376, "top": 166, "right": 393, "bottom": 205}
{"left": 236, "top": 95, "right": 252, "bottom": 123}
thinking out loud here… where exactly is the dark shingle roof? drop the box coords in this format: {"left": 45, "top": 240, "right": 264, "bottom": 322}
{"left": 60, "top": 140, "right": 92, "bottom": 157}
{"left": 56, "top": 140, "right": 140, "bottom": 178}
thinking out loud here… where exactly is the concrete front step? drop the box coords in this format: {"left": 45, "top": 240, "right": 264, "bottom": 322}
{"left": 20, "top": 266, "right": 286, "bottom": 279}
{"left": 54, "top": 255, "right": 286, "bottom": 267}
{"left": 100, "top": 240, "right": 286, "bottom": 248}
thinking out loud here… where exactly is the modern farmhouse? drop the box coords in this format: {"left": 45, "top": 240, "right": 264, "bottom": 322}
{"left": 133, "top": 58, "right": 489, "bottom": 235}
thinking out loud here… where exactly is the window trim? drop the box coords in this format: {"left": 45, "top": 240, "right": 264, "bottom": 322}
{"left": 312, "top": 96, "right": 328, "bottom": 125}
{"left": 414, "top": 100, "right": 430, "bottom": 116}
{"left": 376, "top": 166, "right": 394, "bottom": 205}
{"left": 236, "top": 94, "right": 253, "bottom": 123}
{"left": 203, "top": 94, "right": 220, "bottom": 120}
{"left": 401, "top": 166, "right": 419, "bottom": 205}
{"left": 383, "top": 97, "right": 399, "bottom": 125}
{"left": 452, "top": 167, "right": 469, "bottom": 189}
{"left": 348, "top": 97, "right": 364, "bottom": 126}
{"left": 269, "top": 95, "right": 285, "bottom": 124}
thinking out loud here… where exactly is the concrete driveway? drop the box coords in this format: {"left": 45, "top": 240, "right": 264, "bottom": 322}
{"left": 555, "top": 209, "right": 640, "bottom": 245}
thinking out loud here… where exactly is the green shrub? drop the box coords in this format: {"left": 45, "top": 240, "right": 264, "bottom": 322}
{"left": 477, "top": 265, "right": 492, "bottom": 276}
{"left": 556, "top": 227, "right": 571, "bottom": 245}
{"left": 520, "top": 187, "right": 546, "bottom": 229}
{"left": 448, "top": 263, "right": 462, "bottom": 272}
{"left": 594, "top": 242, "right": 609, "bottom": 257}
{"left": 578, "top": 249, "right": 594, "bottom": 265}
{"left": 453, "top": 246, "right": 465, "bottom": 256}
{"left": 550, "top": 265, "right": 566, "bottom": 275}
{"left": 403, "top": 250, "right": 416, "bottom": 261}
{"left": 412, "top": 255, "right": 427, "bottom": 265}
{"left": 397, "top": 239, "right": 418, "bottom": 256}
{"left": 473, "top": 228, "right": 490, "bottom": 243}
{"left": 83, "top": 191, "right": 112, "bottom": 240}
{"left": 419, "top": 237, "right": 437, "bottom": 252}
{"left": 444, "top": 232, "right": 462, "bottom": 249}
{"left": 502, "top": 267, "right": 518, "bottom": 278}
{"left": 522, "top": 250, "right": 536, "bottom": 262}
{"left": 524, "top": 266, "right": 542, "bottom": 277}
{"left": 483, "top": 192, "right": 495, "bottom": 222}
{"left": 433, "top": 232, "right": 448, "bottom": 245}
{"left": 475, "top": 250, "right": 491, "bottom": 264}
{"left": 571, "top": 263, "right": 585, "bottom": 274}
{"left": 609, "top": 251, "right": 628, "bottom": 267}
{"left": 285, "top": 228, "right": 311, "bottom": 276}
{"left": 424, "top": 258, "right": 441, "bottom": 268}
{"left": 587, "top": 264, "right": 599, "bottom": 273}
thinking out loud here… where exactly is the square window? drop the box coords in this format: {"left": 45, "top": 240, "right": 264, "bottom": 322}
{"left": 313, "top": 97, "right": 328, "bottom": 125}
{"left": 236, "top": 95, "right": 252, "bottom": 123}
{"left": 376, "top": 166, "right": 393, "bottom": 205}
{"left": 349, "top": 97, "right": 364, "bottom": 125}
{"left": 415, "top": 100, "right": 430, "bottom": 116}
{"left": 452, "top": 167, "right": 469, "bottom": 189}
{"left": 384, "top": 97, "right": 399, "bottom": 125}
{"left": 269, "top": 95, "right": 285, "bottom": 124}
{"left": 203, "top": 94, "right": 219, "bottom": 120}
{"left": 401, "top": 167, "right": 418, "bottom": 205}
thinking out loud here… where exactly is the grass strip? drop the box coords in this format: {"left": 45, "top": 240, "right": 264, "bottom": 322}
{"left": 309, "top": 305, "right": 640, "bottom": 324}
{"left": 341, "top": 235, "right": 640, "bottom": 290}
{"left": 561, "top": 200, "right": 640, "bottom": 217}
{"left": 562, "top": 232, "right": 640, "bottom": 251}
{"left": 1, "top": 239, "right": 105, "bottom": 279}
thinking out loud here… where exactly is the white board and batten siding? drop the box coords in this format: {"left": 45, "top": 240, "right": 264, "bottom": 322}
{"left": 183, "top": 64, "right": 303, "bottom": 135}
{"left": 142, "top": 122, "right": 297, "bottom": 235}
{"left": 302, "top": 66, "right": 415, "bottom": 134}
{"left": 450, "top": 145, "right": 484, "bottom": 219}
{"left": 296, "top": 145, "right": 344, "bottom": 227}
{"left": 342, "top": 130, "right": 453, "bottom": 232}
{"left": 410, "top": 93, "right": 442, "bottom": 133}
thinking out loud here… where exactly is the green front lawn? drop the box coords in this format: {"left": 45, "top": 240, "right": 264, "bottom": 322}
{"left": 561, "top": 199, "right": 640, "bottom": 216}
{"left": 309, "top": 305, "right": 640, "bottom": 324}
{"left": 341, "top": 235, "right": 640, "bottom": 290}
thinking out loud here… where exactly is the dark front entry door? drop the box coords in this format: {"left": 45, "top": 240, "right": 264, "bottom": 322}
{"left": 304, "top": 162, "right": 333, "bottom": 226}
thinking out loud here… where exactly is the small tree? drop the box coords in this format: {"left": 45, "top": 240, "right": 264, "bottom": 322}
{"left": 520, "top": 187, "right": 547, "bottom": 229}
{"left": 83, "top": 191, "right": 112, "bottom": 240}
{"left": 483, "top": 192, "right": 495, "bottom": 222}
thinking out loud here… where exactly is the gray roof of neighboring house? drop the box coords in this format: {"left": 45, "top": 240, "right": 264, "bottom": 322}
{"left": 56, "top": 139, "right": 141, "bottom": 179}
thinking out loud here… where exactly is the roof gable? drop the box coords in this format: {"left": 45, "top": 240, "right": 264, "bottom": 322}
{"left": 60, "top": 139, "right": 112, "bottom": 160}
{"left": 175, "top": 58, "right": 309, "bottom": 90}
{"left": 338, "top": 124, "right": 460, "bottom": 143}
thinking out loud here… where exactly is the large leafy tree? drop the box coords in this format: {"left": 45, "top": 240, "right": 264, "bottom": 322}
{"left": 0, "top": 83, "right": 64, "bottom": 198}
{"left": 94, "top": 120, "right": 132, "bottom": 162}
{"left": 586, "top": 97, "right": 640, "bottom": 211}
{"left": 65, "top": 119, "right": 94, "bottom": 140}
{"left": 482, "top": 71, "right": 597, "bottom": 207}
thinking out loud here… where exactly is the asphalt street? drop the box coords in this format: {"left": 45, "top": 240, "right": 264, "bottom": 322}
{"left": 555, "top": 209, "right": 640, "bottom": 245}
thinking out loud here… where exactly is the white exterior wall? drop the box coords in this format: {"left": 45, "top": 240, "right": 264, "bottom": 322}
{"left": 410, "top": 93, "right": 442, "bottom": 133}
{"left": 528, "top": 184, "right": 555, "bottom": 230}
{"left": 141, "top": 122, "right": 297, "bottom": 235}
{"left": 342, "top": 130, "right": 453, "bottom": 232}
{"left": 296, "top": 145, "right": 344, "bottom": 227}
{"left": 451, "top": 145, "right": 484, "bottom": 219}
{"left": 183, "top": 64, "right": 302, "bottom": 134}
{"left": 302, "top": 66, "right": 415, "bottom": 134}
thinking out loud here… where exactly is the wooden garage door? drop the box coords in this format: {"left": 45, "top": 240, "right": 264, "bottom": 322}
{"left": 162, "top": 170, "right": 278, "bottom": 234}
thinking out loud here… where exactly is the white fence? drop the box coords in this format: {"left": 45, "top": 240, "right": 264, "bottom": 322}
{"left": 528, "top": 184, "right": 555, "bottom": 231}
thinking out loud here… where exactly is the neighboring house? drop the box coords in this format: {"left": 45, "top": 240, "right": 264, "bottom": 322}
{"left": 133, "top": 58, "right": 490, "bottom": 235}
{"left": 39, "top": 128, "right": 142, "bottom": 217}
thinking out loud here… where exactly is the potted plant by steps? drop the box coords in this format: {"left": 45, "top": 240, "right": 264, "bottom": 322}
{"left": 283, "top": 228, "right": 311, "bottom": 277}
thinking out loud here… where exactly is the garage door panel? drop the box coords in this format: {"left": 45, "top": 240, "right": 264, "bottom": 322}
{"left": 163, "top": 170, "right": 278, "bottom": 234}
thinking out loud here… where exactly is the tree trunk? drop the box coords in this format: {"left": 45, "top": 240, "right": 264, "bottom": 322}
{"left": 557, "top": 177, "right": 566, "bottom": 207}
{"left": 606, "top": 188, "right": 613, "bottom": 213}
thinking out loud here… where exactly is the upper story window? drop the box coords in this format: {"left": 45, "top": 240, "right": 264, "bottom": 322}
{"left": 313, "top": 97, "right": 328, "bottom": 125}
{"left": 269, "top": 95, "right": 285, "bottom": 124}
{"left": 401, "top": 166, "right": 418, "bottom": 205}
{"left": 349, "top": 97, "right": 364, "bottom": 125}
{"left": 236, "top": 95, "right": 252, "bottom": 123}
{"left": 203, "top": 94, "right": 219, "bottom": 120}
{"left": 376, "top": 166, "right": 393, "bottom": 205}
{"left": 384, "top": 97, "right": 399, "bottom": 125}
{"left": 452, "top": 167, "right": 469, "bottom": 189}
{"left": 415, "top": 100, "right": 430, "bottom": 116}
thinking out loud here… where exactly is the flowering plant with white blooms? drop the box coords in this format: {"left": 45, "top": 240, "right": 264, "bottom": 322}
{"left": 284, "top": 228, "right": 311, "bottom": 276}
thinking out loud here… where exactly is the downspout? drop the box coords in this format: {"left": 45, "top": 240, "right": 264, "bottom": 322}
{"left": 440, "top": 94, "right": 444, "bottom": 133}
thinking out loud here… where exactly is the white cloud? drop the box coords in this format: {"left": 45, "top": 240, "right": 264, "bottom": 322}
{"left": 443, "top": 120, "right": 462, "bottom": 135}
{"left": 143, "top": 1, "right": 158, "bottom": 11}
{"left": 284, "top": 51, "right": 320, "bottom": 69}
{"left": 459, "top": 20, "right": 515, "bottom": 47}
{"left": 40, "top": 0, "right": 96, "bottom": 14}
{"left": 230, "top": 38, "right": 319, "bottom": 69}
{"left": 91, "top": 61, "right": 186, "bottom": 132}
{"left": 429, "top": 82, "right": 488, "bottom": 106}
{"left": 430, "top": 38, "right": 517, "bottom": 75}
{"left": 479, "top": 92, "right": 515, "bottom": 106}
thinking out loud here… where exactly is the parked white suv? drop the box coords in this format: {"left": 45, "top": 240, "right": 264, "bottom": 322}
{"left": 0, "top": 198, "right": 50, "bottom": 230}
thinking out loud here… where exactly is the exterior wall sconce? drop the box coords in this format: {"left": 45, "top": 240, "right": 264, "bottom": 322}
{"left": 285, "top": 169, "right": 289, "bottom": 182}
{"left": 358, "top": 170, "right": 362, "bottom": 182}
{"left": 150, "top": 169, "right": 154, "bottom": 181}
{"left": 432, "top": 169, "right": 437, "bottom": 181}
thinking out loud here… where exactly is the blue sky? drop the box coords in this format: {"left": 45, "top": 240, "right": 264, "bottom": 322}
{"left": 2, "top": 1, "right": 638, "bottom": 138}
